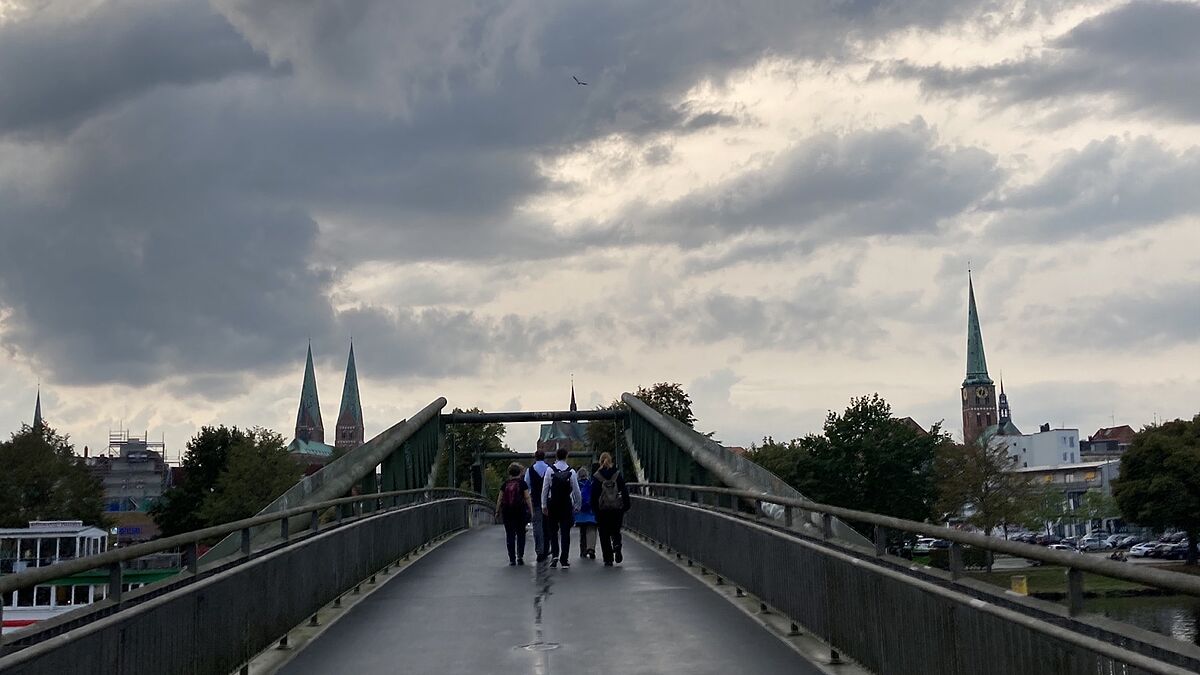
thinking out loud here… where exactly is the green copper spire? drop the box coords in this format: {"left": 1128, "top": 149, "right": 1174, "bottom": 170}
{"left": 295, "top": 343, "right": 324, "bottom": 443}
{"left": 335, "top": 342, "right": 364, "bottom": 448}
{"left": 33, "top": 387, "right": 43, "bottom": 430}
{"left": 963, "top": 275, "right": 994, "bottom": 387}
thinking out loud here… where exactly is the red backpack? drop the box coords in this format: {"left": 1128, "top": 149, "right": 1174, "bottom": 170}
{"left": 500, "top": 478, "right": 523, "bottom": 511}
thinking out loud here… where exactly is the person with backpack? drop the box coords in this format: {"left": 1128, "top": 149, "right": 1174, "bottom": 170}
{"left": 590, "top": 451, "right": 630, "bottom": 567}
{"left": 525, "top": 450, "right": 550, "bottom": 562}
{"left": 495, "top": 462, "right": 533, "bottom": 565}
{"left": 575, "top": 466, "right": 597, "bottom": 559}
{"left": 539, "top": 447, "right": 581, "bottom": 567}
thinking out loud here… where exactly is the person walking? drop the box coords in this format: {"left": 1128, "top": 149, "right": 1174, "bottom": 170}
{"left": 495, "top": 462, "right": 533, "bottom": 565}
{"left": 575, "top": 466, "right": 597, "bottom": 559}
{"left": 525, "top": 450, "right": 550, "bottom": 562}
{"left": 540, "top": 447, "right": 581, "bottom": 567}
{"left": 591, "top": 452, "right": 630, "bottom": 567}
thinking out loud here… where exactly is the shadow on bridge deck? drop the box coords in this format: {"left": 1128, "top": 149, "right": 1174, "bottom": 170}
{"left": 278, "top": 525, "right": 823, "bottom": 675}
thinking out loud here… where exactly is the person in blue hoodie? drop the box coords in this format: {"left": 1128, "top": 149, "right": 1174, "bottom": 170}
{"left": 524, "top": 449, "right": 550, "bottom": 562}
{"left": 575, "top": 465, "right": 597, "bottom": 559}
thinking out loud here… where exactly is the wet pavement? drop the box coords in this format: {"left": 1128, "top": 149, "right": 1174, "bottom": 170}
{"left": 279, "top": 525, "right": 823, "bottom": 675}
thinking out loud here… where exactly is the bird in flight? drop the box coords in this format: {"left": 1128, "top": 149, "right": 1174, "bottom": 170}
{"left": 573, "top": 75, "right": 588, "bottom": 86}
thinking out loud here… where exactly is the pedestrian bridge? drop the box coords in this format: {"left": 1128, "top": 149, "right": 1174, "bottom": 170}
{"left": 2, "top": 395, "right": 1199, "bottom": 675}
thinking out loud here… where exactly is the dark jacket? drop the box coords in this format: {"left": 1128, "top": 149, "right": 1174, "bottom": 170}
{"left": 589, "top": 466, "right": 630, "bottom": 513}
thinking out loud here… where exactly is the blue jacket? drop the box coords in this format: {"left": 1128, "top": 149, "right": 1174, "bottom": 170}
{"left": 576, "top": 478, "right": 596, "bottom": 524}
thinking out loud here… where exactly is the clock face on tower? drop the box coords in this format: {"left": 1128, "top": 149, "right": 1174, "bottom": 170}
{"left": 976, "top": 386, "right": 988, "bottom": 399}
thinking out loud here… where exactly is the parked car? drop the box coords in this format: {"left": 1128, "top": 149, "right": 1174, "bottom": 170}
{"left": 929, "top": 539, "right": 951, "bottom": 550}
{"left": 1116, "top": 536, "right": 1143, "bottom": 549}
{"left": 913, "top": 537, "right": 938, "bottom": 554}
{"left": 1078, "top": 536, "right": 1112, "bottom": 552}
{"left": 1148, "top": 543, "right": 1177, "bottom": 558}
{"left": 1034, "top": 534, "right": 1062, "bottom": 546}
{"left": 1047, "top": 544, "right": 1081, "bottom": 553}
{"left": 1162, "top": 543, "right": 1195, "bottom": 561}
{"left": 1104, "top": 534, "right": 1126, "bottom": 548}
{"left": 1129, "top": 542, "right": 1158, "bottom": 558}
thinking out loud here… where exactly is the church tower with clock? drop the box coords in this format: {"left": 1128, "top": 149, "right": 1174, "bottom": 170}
{"left": 962, "top": 274, "right": 998, "bottom": 446}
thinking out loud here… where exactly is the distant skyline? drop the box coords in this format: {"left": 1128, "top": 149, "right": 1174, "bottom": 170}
{"left": 1, "top": 0, "right": 1197, "bottom": 455}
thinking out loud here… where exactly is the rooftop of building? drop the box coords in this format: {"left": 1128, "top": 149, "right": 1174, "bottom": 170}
{"left": 0, "top": 520, "right": 108, "bottom": 537}
{"left": 287, "top": 438, "right": 337, "bottom": 457}
{"left": 1011, "top": 459, "right": 1119, "bottom": 473}
{"left": 1089, "top": 425, "right": 1136, "bottom": 443}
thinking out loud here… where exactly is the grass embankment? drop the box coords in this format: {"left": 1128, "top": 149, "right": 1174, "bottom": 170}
{"left": 969, "top": 564, "right": 1200, "bottom": 598}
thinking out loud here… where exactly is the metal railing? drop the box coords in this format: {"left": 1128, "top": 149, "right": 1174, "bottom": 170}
{"left": 0, "top": 488, "right": 487, "bottom": 653}
{"left": 628, "top": 483, "right": 1200, "bottom": 675}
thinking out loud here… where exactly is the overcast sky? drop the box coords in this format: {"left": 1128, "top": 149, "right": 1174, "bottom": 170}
{"left": 1, "top": 0, "right": 1197, "bottom": 459}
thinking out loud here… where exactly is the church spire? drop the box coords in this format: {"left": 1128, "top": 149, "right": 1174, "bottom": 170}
{"left": 294, "top": 343, "right": 324, "bottom": 443}
{"left": 33, "top": 387, "right": 43, "bottom": 430}
{"left": 963, "top": 273, "right": 994, "bottom": 386}
{"left": 335, "top": 341, "right": 365, "bottom": 449}
{"left": 569, "top": 375, "right": 577, "bottom": 412}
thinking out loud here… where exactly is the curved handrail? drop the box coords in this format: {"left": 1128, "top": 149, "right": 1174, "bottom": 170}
{"left": 0, "top": 488, "right": 487, "bottom": 596}
{"left": 631, "top": 482, "right": 1200, "bottom": 598}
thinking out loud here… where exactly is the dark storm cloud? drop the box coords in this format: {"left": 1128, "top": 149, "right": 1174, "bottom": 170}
{"left": 880, "top": 1, "right": 1200, "bottom": 122}
{"left": 641, "top": 119, "right": 1001, "bottom": 247}
{"left": 985, "top": 136, "right": 1200, "bottom": 240}
{"left": 336, "top": 306, "right": 577, "bottom": 378}
{"left": 0, "top": 0, "right": 274, "bottom": 136}
{"left": 0, "top": 0, "right": 1017, "bottom": 389}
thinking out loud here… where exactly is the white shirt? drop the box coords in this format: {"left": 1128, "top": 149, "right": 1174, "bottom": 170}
{"left": 540, "top": 460, "right": 581, "bottom": 512}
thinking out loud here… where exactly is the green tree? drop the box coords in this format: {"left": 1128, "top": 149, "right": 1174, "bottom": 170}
{"left": 744, "top": 437, "right": 803, "bottom": 487}
{"left": 436, "top": 408, "right": 512, "bottom": 491}
{"left": 1018, "top": 489, "right": 1066, "bottom": 535}
{"left": 935, "top": 436, "right": 1034, "bottom": 537}
{"left": 151, "top": 426, "right": 248, "bottom": 536}
{"left": 1076, "top": 490, "right": 1119, "bottom": 532}
{"left": 791, "top": 395, "right": 947, "bottom": 530}
{"left": 0, "top": 424, "right": 105, "bottom": 528}
{"left": 634, "top": 382, "right": 696, "bottom": 427}
{"left": 199, "top": 429, "right": 300, "bottom": 525}
{"left": 1114, "top": 414, "right": 1200, "bottom": 565}
{"left": 586, "top": 399, "right": 628, "bottom": 471}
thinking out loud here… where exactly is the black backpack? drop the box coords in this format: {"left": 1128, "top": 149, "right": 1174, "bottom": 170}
{"left": 528, "top": 467, "right": 545, "bottom": 507}
{"left": 548, "top": 466, "right": 574, "bottom": 513}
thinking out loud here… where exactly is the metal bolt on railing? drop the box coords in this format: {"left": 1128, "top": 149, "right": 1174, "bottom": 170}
{"left": 759, "top": 602, "right": 770, "bottom": 614}
{"left": 715, "top": 576, "right": 724, "bottom": 585}
{"left": 308, "top": 614, "right": 319, "bottom": 627}
{"left": 333, "top": 596, "right": 342, "bottom": 608}
{"left": 735, "top": 587, "right": 745, "bottom": 597}
{"left": 830, "top": 649, "right": 842, "bottom": 665}
{"left": 369, "top": 574, "right": 376, "bottom": 584}
{"left": 788, "top": 622, "right": 801, "bottom": 636}
{"left": 353, "top": 584, "right": 361, "bottom": 595}
{"left": 278, "top": 634, "right": 289, "bottom": 649}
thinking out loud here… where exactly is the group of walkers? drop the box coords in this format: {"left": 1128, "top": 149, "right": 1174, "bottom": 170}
{"left": 494, "top": 448, "right": 630, "bottom": 568}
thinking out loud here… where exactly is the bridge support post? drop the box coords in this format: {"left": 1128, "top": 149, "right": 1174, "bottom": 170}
{"left": 280, "top": 517, "right": 290, "bottom": 542}
{"left": 1067, "top": 568, "right": 1085, "bottom": 616}
{"left": 310, "top": 510, "right": 320, "bottom": 533}
{"left": 240, "top": 528, "right": 251, "bottom": 558}
{"left": 187, "top": 542, "right": 199, "bottom": 575}
{"left": 108, "top": 562, "right": 123, "bottom": 603}
{"left": 821, "top": 514, "right": 833, "bottom": 540}
{"left": 873, "top": 525, "right": 887, "bottom": 556}
{"left": 949, "top": 543, "right": 964, "bottom": 580}
{"left": 784, "top": 505, "right": 794, "bottom": 529}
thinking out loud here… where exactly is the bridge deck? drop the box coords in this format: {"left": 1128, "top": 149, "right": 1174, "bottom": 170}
{"left": 280, "top": 524, "right": 821, "bottom": 675}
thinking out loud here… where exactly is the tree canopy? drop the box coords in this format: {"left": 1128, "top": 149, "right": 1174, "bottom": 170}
{"left": 0, "top": 424, "right": 105, "bottom": 528}
{"left": 151, "top": 426, "right": 299, "bottom": 537}
{"left": 1114, "top": 414, "right": 1200, "bottom": 565}
{"left": 759, "top": 395, "right": 947, "bottom": 532}
{"left": 634, "top": 382, "right": 696, "bottom": 427}
{"left": 437, "top": 408, "right": 512, "bottom": 491}
{"left": 935, "top": 436, "right": 1035, "bottom": 536}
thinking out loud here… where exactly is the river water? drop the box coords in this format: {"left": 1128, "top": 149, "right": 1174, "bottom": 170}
{"left": 1086, "top": 595, "right": 1200, "bottom": 646}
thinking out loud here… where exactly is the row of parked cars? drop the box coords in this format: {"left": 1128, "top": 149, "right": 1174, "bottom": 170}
{"left": 1010, "top": 531, "right": 1196, "bottom": 559}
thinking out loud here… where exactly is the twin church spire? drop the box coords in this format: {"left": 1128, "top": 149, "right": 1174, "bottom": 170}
{"left": 294, "top": 342, "right": 364, "bottom": 450}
